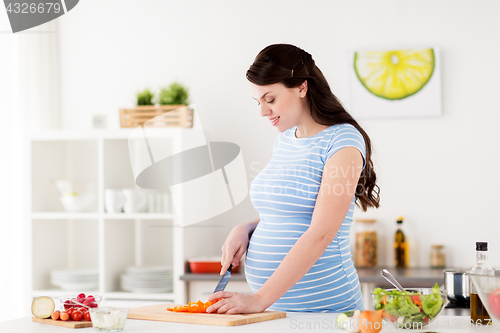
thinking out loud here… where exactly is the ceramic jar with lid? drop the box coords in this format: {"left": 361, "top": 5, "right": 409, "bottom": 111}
{"left": 430, "top": 244, "right": 446, "bottom": 268}
{"left": 355, "top": 219, "right": 378, "bottom": 267}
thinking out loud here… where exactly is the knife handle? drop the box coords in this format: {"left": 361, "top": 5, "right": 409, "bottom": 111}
{"left": 227, "top": 264, "right": 233, "bottom": 273}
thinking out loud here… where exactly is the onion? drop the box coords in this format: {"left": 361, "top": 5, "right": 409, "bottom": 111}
{"left": 31, "top": 296, "right": 55, "bottom": 319}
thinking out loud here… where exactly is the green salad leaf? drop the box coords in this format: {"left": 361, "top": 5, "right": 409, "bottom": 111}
{"left": 421, "top": 283, "right": 444, "bottom": 318}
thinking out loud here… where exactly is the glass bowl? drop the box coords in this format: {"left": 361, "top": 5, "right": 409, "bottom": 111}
{"left": 89, "top": 307, "right": 128, "bottom": 332}
{"left": 60, "top": 294, "right": 102, "bottom": 310}
{"left": 468, "top": 270, "right": 500, "bottom": 324}
{"left": 371, "top": 287, "right": 448, "bottom": 329}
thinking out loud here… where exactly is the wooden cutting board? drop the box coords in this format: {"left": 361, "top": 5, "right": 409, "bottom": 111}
{"left": 32, "top": 317, "right": 93, "bottom": 329}
{"left": 128, "top": 304, "right": 286, "bottom": 326}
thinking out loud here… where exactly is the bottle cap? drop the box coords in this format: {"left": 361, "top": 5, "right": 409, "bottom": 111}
{"left": 476, "top": 242, "right": 488, "bottom": 251}
{"left": 432, "top": 245, "right": 444, "bottom": 249}
{"left": 397, "top": 216, "right": 404, "bottom": 224}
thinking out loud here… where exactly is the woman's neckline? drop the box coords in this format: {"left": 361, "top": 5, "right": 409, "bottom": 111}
{"left": 293, "top": 125, "right": 335, "bottom": 140}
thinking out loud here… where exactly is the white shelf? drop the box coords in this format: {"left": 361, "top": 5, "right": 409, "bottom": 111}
{"left": 32, "top": 212, "right": 100, "bottom": 219}
{"left": 31, "top": 212, "right": 175, "bottom": 220}
{"left": 28, "top": 127, "right": 192, "bottom": 141}
{"left": 32, "top": 290, "right": 175, "bottom": 301}
{"left": 27, "top": 130, "right": 201, "bottom": 305}
{"left": 33, "top": 289, "right": 100, "bottom": 298}
{"left": 104, "top": 292, "right": 175, "bottom": 301}
{"left": 103, "top": 213, "right": 175, "bottom": 220}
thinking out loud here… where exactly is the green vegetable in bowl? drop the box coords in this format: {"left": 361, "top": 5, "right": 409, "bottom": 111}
{"left": 372, "top": 283, "right": 444, "bottom": 327}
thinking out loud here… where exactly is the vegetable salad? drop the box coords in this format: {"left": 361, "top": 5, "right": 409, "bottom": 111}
{"left": 372, "top": 283, "right": 444, "bottom": 327}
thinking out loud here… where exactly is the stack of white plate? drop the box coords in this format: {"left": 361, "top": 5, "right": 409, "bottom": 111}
{"left": 120, "top": 266, "right": 173, "bottom": 293}
{"left": 51, "top": 269, "right": 99, "bottom": 291}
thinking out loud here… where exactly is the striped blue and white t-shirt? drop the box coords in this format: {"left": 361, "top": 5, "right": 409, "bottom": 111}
{"left": 245, "top": 123, "right": 366, "bottom": 312}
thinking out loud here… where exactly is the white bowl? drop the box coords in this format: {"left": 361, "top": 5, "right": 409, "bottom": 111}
{"left": 59, "top": 194, "right": 95, "bottom": 212}
{"left": 89, "top": 307, "right": 128, "bottom": 332}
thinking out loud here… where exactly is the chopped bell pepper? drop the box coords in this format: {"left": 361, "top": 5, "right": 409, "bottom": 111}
{"left": 167, "top": 298, "right": 222, "bottom": 313}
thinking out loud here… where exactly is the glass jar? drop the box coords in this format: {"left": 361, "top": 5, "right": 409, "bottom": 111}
{"left": 355, "top": 219, "right": 377, "bottom": 267}
{"left": 430, "top": 245, "right": 446, "bottom": 268}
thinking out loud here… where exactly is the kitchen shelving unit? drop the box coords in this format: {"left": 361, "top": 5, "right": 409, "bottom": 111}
{"left": 27, "top": 128, "right": 205, "bottom": 306}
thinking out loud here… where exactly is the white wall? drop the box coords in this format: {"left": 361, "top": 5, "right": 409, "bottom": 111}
{"left": 0, "top": 11, "right": 29, "bottom": 322}
{"left": 58, "top": 0, "right": 500, "bottom": 268}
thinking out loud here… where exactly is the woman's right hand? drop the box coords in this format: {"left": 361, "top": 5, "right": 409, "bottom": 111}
{"left": 220, "top": 224, "right": 251, "bottom": 275}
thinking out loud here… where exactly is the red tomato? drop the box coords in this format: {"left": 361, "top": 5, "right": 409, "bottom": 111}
{"left": 84, "top": 311, "right": 91, "bottom": 321}
{"left": 67, "top": 308, "right": 74, "bottom": 316}
{"left": 71, "top": 310, "right": 83, "bottom": 321}
{"left": 489, "top": 289, "right": 500, "bottom": 318}
{"left": 411, "top": 295, "right": 422, "bottom": 304}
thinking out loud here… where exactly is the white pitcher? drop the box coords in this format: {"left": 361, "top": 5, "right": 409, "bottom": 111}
{"left": 122, "top": 189, "right": 147, "bottom": 213}
{"left": 104, "top": 189, "right": 124, "bottom": 213}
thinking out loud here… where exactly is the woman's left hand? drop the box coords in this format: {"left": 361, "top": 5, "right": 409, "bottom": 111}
{"left": 206, "top": 291, "right": 267, "bottom": 314}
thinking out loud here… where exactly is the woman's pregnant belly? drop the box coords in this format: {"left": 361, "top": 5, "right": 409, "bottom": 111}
{"left": 244, "top": 220, "right": 362, "bottom": 312}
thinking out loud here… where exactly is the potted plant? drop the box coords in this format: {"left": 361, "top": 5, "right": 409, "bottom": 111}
{"left": 120, "top": 84, "right": 192, "bottom": 128}
{"left": 158, "top": 82, "right": 189, "bottom": 106}
{"left": 136, "top": 89, "right": 155, "bottom": 106}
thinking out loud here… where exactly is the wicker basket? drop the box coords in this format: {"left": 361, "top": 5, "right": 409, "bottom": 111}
{"left": 119, "top": 105, "right": 193, "bottom": 128}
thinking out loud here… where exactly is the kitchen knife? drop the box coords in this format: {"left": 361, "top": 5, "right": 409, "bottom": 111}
{"left": 213, "top": 264, "right": 232, "bottom": 293}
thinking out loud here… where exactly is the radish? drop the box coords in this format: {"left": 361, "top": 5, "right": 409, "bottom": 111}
{"left": 31, "top": 296, "right": 55, "bottom": 319}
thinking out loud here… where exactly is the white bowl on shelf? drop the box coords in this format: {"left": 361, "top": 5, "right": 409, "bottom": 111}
{"left": 59, "top": 194, "right": 95, "bottom": 212}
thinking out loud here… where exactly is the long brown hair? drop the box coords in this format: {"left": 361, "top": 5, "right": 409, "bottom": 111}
{"left": 246, "top": 44, "right": 380, "bottom": 211}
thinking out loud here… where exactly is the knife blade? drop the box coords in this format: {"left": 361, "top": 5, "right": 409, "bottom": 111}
{"left": 213, "top": 264, "right": 232, "bottom": 293}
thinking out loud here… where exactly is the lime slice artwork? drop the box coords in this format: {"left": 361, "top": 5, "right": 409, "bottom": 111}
{"left": 354, "top": 48, "right": 435, "bottom": 100}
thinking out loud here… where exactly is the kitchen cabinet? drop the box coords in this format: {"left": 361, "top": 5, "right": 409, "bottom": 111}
{"left": 28, "top": 128, "right": 206, "bottom": 305}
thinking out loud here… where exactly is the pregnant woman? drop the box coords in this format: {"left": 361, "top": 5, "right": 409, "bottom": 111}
{"left": 207, "top": 44, "right": 380, "bottom": 314}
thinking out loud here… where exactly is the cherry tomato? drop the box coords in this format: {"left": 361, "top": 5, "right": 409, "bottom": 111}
{"left": 60, "top": 312, "right": 69, "bottom": 321}
{"left": 71, "top": 310, "right": 83, "bottom": 321}
{"left": 51, "top": 311, "right": 60, "bottom": 320}
{"left": 67, "top": 308, "right": 74, "bottom": 316}
{"left": 84, "top": 311, "right": 91, "bottom": 321}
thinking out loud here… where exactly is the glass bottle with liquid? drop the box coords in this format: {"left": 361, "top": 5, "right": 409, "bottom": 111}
{"left": 394, "top": 216, "right": 408, "bottom": 268}
{"left": 470, "top": 242, "right": 493, "bottom": 325}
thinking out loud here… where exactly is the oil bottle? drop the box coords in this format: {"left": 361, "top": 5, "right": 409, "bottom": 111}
{"left": 470, "top": 242, "right": 493, "bottom": 325}
{"left": 394, "top": 216, "right": 408, "bottom": 268}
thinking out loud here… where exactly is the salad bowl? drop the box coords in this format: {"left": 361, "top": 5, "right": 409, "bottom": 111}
{"left": 372, "top": 284, "right": 448, "bottom": 329}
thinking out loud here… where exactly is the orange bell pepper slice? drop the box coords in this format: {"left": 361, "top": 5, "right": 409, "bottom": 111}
{"left": 167, "top": 298, "right": 223, "bottom": 313}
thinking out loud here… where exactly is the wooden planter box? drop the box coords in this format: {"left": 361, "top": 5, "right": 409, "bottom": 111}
{"left": 119, "top": 105, "right": 193, "bottom": 128}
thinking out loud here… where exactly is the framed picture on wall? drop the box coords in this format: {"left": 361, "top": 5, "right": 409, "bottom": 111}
{"left": 349, "top": 46, "right": 442, "bottom": 118}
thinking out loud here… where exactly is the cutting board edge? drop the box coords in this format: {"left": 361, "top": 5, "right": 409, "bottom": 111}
{"left": 31, "top": 317, "right": 93, "bottom": 328}
{"left": 128, "top": 314, "right": 241, "bottom": 326}
{"left": 127, "top": 305, "right": 287, "bottom": 327}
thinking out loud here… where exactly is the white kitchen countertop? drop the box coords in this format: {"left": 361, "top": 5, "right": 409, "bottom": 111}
{"left": 2, "top": 313, "right": 498, "bottom": 333}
